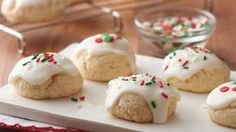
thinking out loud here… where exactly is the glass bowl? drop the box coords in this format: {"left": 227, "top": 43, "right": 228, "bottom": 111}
{"left": 134, "top": 4, "right": 216, "bottom": 57}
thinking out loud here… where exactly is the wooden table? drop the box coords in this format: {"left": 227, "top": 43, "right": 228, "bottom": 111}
{"left": 0, "top": 0, "right": 235, "bottom": 87}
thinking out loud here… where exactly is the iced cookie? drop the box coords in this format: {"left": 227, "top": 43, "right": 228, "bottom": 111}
{"left": 207, "top": 81, "right": 236, "bottom": 128}
{"left": 72, "top": 33, "right": 136, "bottom": 81}
{"left": 105, "top": 73, "right": 181, "bottom": 123}
{"left": 162, "top": 46, "right": 230, "bottom": 93}
{"left": 1, "top": 0, "right": 79, "bottom": 23}
{"left": 8, "top": 52, "right": 83, "bottom": 99}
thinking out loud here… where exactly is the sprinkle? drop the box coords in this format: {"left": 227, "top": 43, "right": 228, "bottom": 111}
{"left": 41, "top": 58, "right": 48, "bottom": 62}
{"left": 79, "top": 96, "right": 85, "bottom": 101}
{"left": 173, "top": 52, "right": 176, "bottom": 56}
{"left": 140, "top": 80, "right": 145, "bottom": 86}
{"left": 183, "top": 66, "right": 189, "bottom": 69}
{"left": 95, "top": 38, "right": 103, "bottom": 43}
{"left": 31, "top": 53, "right": 39, "bottom": 60}
{"left": 22, "top": 61, "right": 30, "bottom": 66}
{"left": 220, "top": 86, "right": 230, "bottom": 92}
{"left": 164, "top": 65, "right": 168, "bottom": 71}
{"left": 48, "top": 58, "right": 54, "bottom": 62}
{"left": 232, "top": 87, "right": 236, "bottom": 91}
{"left": 103, "top": 33, "right": 112, "bottom": 42}
{"left": 167, "top": 83, "right": 170, "bottom": 86}
{"left": 36, "top": 58, "right": 40, "bottom": 63}
{"left": 150, "top": 101, "right": 156, "bottom": 109}
{"left": 152, "top": 76, "right": 156, "bottom": 80}
{"left": 232, "top": 82, "right": 236, "bottom": 85}
{"left": 158, "top": 81, "right": 163, "bottom": 88}
{"left": 145, "top": 82, "right": 153, "bottom": 86}
{"left": 178, "top": 59, "right": 182, "bottom": 62}
{"left": 53, "top": 61, "right": 57, "bottom": 64}
{"left": 182, "top": 60, "right": 189, "bottom": 66}
{"left": 145, "top": 73, "right": 149, "bottom": 76}
{"left": 161, "top": 92, "right": 168, "bottom": 99}
{"left": 71, "top": 97, "right": 78, "bottom": 102}
{"left": 203, "top": 56, "right": 207, "bottom": 60}
{"left": 122, "top": 78, "right": 128, "bottom": 81}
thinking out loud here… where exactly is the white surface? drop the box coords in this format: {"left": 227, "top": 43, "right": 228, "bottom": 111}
{"left": 0, "top": 44, "right": 235, "bottom": 132}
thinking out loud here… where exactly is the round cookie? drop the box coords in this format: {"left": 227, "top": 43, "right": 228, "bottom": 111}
{"left": 72, "top": 33, "right": 136, "bottom": 81}
{"left": 1, "top": 0, "right": 79, "bottom": 23}
{"left": 206, "top": 81, "right": 236, "bottom": 128}
{"left": 105, "top": 73, "right": 181, "bottom": 123}
{"left": 162, "top": 46, "right": 230, "bottom": 93}
{"left": 8, "top": 52, "right": 83, "bottom": 99}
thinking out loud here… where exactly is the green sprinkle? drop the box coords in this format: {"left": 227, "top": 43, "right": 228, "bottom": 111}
{"left": 22, "top": 61, "right": 30, "bottom": 66}
{"left": 203, "top": 56, "right": 207, "bottom": 60}
{"left": 145, "top": 82, "right": 153, "bottom": 85}
{"left": 169, "top": 56, "right": 173, "bottom": 59}
{"left": 232, "top": 82, "right": 236, "bottom": 85}
{"left": 122, "top": 78, "right": 128, "bottom": 81}
{"left": 103, "top": 33, "right": 111, "bottom": 42}
{"left": 71, "top": 97, "right": 78, "bottom": 102}
{"left": 150, "top": 101, "right": 156, "bottom": 109}
{"left": 41, "top": 58, "right": 48, "bottom": 62}
{"left": 152, "top": 80, "right": 156, "bottom": 83}
{"left": 31, "top": 53, "right": 39, "bottom": 60}
{"left": 195, "top": 50, "right": 199, "bottom": 53}
{"left": 183, "top": 66, "right": 189, "bottom": 69}
{"left": 173, "top": 52, "right": 176, "bottom": 56}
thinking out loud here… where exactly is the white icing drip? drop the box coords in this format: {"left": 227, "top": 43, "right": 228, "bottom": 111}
{"left": 72, "top": 33, "right": 136, "bottom": 71}
{"left": 8, "top": 52, "right": 79, "bottom": 85}
{"left": 207, "top": 82, "right": 236, "bottom": 109}
{"left": 162, "top": 46, "right": 226, "bottom": 80}
{"left": 105, "top": 74, "right": 181, "bottom": 123}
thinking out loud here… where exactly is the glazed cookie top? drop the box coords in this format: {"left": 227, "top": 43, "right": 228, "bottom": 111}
{"left": 72, "top": 33, "right": 136, "bottom": 71}
{"left": 105, "top": 73, "right": 181, "bottom": 123}
{"left": 162, "top": 46, "right": 226, "bottom": 80}
{"left": 8, "top": 52, "right": 79, "bottom": 85}
{"left": 207, "top": 82, "right": 236, "bottom": 109}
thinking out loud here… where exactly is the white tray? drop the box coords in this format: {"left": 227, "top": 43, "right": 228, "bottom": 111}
{"left": 0, "top": 44, "right": 235, "bottom": 132}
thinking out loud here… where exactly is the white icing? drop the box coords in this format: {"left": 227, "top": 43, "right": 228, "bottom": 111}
{"left": 105, "top": 73, "right": 181, "bottom": 123}
{"left": 207, "top": 82, "right": 236, "bottom": 109}
{"left": 72, "top": 33, "right": 136, "bottom": 71}
{"left": 162, "top": 46, "right": 226, "bottom": 80}
{"left": 8, "top": 52, "right": 79, "bottom": 85}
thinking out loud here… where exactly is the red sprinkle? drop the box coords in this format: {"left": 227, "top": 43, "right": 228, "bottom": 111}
{"left": 182, "top": 60, "right": 189, "bottom": 66}
{"left": 158, "top": 81, "right": 163, "bottom": 88}
{"left": 232, "top": 87, "right": 236, "bottom": 91}
{"left": 48, "top": 58, "right": 54, "bottom": 62}
{"left": 178, "top": 59, "right": 182, "bottom": 62}
{"left": 164, "top": 65, "right": 168, "bottom": 71}
{"left": 191, "top": 23, "right": 197, "bottom": 28}
{"left": 36, "top": 58, "right": 40, "bottom": 63}
{"left": 79, "top": 96, "right": 85, "bottom": 101}
{"left": 95, "top": 38, "right": 103, "bottom": 43}
{"left": 140, "top": 80, "right": 145, "bottom": 86}
{"left": 53, "top": 61, "right": 57, "bottom": 64}
{"left": 145, "top": 73, "right": 149, "bottom": 76}
{"left": 220, "top": 86, "right": 230, "bottom": 92}
{"left": 152, "top": 76, "right": 156, "bottom": 80}
{"left": 161, "top": 92, "right": 168, "bottom": 99}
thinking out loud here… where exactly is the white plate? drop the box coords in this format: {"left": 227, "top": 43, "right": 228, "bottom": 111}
{"left": 0, "top": 44, "right": 235, "bottom": 132}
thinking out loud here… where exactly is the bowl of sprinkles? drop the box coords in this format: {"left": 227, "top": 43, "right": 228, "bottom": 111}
{"left": 135, "top": 4, "right": 216, "bottom": 57}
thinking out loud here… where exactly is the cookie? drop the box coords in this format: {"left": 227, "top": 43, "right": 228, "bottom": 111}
{"left": 207, "top": 81, "right": 236, "bottom": 128}
{"left": 1, "top": 0, "right": 78, "bottom": 23}
{"left": 105, "top": 73, "right": 181, "bottom": 123}
{"left": 162, "top": 46, "right": 230, "bottom": 93}
{"left": 72, "top": 33, "right": 136, "bottom": 81}
{"left": 8, "top": 52, "right": 83, "bottom": 99}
